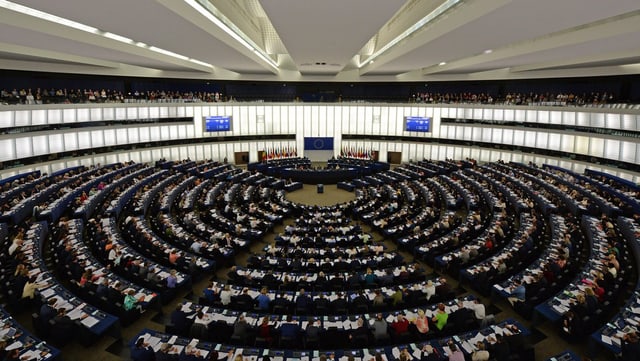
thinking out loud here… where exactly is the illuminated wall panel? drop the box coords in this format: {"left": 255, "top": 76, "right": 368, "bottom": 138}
{"left": 14, "top": 110, "right": 30, "bottom": 127}
{"left": 48, "top": 134, "right": 64, "bottom": 154}
{"left": 63, "top": 132, "right": 78, "bottom": 151}
{"left": 103, "top": 129, "right": 117, "bottom": 146}
{"left": 31, "top": 135, "right": 49, "bottom": 156}
{"left": 77, "top": 131, "right": 92, "bottom": 149}
{"left": 15, "top": 137, "right": 32, "bottom": 158}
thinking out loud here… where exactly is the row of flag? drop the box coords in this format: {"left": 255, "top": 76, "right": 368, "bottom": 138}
{"left": 263, "top": 146, "right": 298, "bottom": 160}
{"left": 340, "top": 146, "right": 374, "bottom": 160}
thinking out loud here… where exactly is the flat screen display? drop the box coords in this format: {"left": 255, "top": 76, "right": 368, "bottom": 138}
{"left": 204, "top": 116, "right": 232, "bottom": 132}
{"left": 405, "top": 116, "right": 431, "bottom": 132}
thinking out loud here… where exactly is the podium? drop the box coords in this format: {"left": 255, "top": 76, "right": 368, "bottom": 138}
{"left": 317, "top": 184, "right": 324, "bottom": 193}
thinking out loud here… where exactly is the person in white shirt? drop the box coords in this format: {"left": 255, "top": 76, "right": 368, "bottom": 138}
{"left": 424, "top": 280, "right": 436, "bottom": 301}
{"left": 472, "top": 299, "right": 494, "bottom": 327}
{"left": 220, "top": 285, "right": 232, "bottom": 305}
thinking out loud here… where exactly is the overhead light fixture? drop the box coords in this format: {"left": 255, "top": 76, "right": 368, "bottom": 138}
{"left": 483, "top": 49, "right": 493, "bottom": 54}
{"left": 360, "top": 0, "right": 463, "bottom": 67}
{"left": 184, "top": 0, "right": 279, "bottom": 70}
{"left": 0, "top": 0, "right": 213, "bottom": 70}
{"left": 439, "top": 62, "right": 447, "bottom": 66}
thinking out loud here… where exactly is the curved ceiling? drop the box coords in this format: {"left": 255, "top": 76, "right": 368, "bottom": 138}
{"left": 1, "top": 0, "right": 639, "bottom": 82}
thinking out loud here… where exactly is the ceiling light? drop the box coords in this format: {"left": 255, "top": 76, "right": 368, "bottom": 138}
{"left": 483, "top": 49, "right": 493, "bottom": 54}
{"left": 0, "top": 0, "right": 213, "bottom": 70}
{"left": 184, "top": 0, "right": 278, "bottom": 70}
{"left": 360, "top": 0, "right": 463, "bottom": 67}
{"left": 439, "top": 62, "right": 447, "bottom": 66}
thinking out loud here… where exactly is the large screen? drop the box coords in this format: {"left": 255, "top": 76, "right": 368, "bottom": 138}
{"left": 204, "top": 116, "right": 232, "bottom": 132}
{"left": 405, "top": 116, "right": 431, "bottom": 132}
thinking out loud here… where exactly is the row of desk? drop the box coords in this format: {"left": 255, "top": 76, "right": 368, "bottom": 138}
{"left": 131, "top": 319, "right": 527, "bottom": 360}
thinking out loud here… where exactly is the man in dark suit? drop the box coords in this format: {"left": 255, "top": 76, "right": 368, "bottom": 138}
{"left": 170, "top": 304, "right": 192, "bottom": 335}
{"left": 295, "top": 288, "right": 313, "bottom": 314}
{"left": 330, "top": 293, "right": 348, "bottom": 314}
{"left": 235, "top": 288, "right": 255, "bottom": 311}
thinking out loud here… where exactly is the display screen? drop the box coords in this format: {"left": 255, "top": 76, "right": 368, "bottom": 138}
{"left": 405, "top": 116, "right": 431, "bottom": 132}
{"left": 204, "top": 116, "right": 232, "bottom": 132}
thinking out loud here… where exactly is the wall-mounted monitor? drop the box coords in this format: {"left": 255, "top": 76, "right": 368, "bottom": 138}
{"left": 405, "top": 116, "right": 431, "bottom": 132}
{"left": 204, "top": 115, "right": 232, "bottom": 132}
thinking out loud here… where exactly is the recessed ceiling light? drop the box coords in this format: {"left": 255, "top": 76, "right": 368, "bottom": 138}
{"left": 484, "top": 49, "right": 493, "bottom": 54}
{"left": 439, "top": 62, "right": 447, "bottom": 66}
{"left": 369, "top": 60, "right": 374, "bottom": 64}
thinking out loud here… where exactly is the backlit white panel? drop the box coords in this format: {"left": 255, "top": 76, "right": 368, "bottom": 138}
{"left": 102, "top": 107, "right": 115, "bottom": 120}
{"left": 91, "top": 130, "right": 104, "bottom": 147}
{"left": 77, "top": 131, "right": 92, "bottom": 149}
{"left": 127, "top": 128, "right": 139, "bottom": 144}
{"left": 140, "top": 150, "right": 153, "bottom": 163}
{"left": 31, "top": 135, "right": 48, "bottom": 156}
{"left": 288, "top": 106, "right": 296, "bottom": 133}
{"left": 550, "top": 111, "right": 562, "bottom": 124}
{"left": 473, "top": 108, "right": 482, "bottom": 120}
{"left": 116, "top": 128, "right": 129, "bottom": 145}
{"left": 441, "top": 107, "right": 450, "bottom": 118}
{"left": 513, "top": 130, "right": 524, "bottom": 145}
{"left": 513, "top": 110, "right": 525, "bottom": 122}
{"left": 492, "top": 128, "right": 502, "bottom": 143}
{"left": 63, "top": 109, "right": 76, "bottom": 123}
{"left": 139, "top": 127, "right": 150, "bottom": 142}
{"left": 48, "top": 134, "right": 64, "bottom": 154}
{"left": 0, "top": 140, "right": 14, "bottom": 162}
{"left": 15, "top": 137, "right": 32, "bottom": 158}
{"left": 31, "top": 110, "right": 46, "bottom": 126}
{"left": 606, "top": 114, "right": 621, "bottom": 129}
{"left": 562, "top": 112, "right": 576, "bottom": 125}
{"left": 348, "top": 107, "right": 358, "bottom": 134}
{"left": 482, "top": 128, "right": 492, "bottom": 142}
{"left": 576, "top": 112, "right": 590, "bottom": 127}
{"left": 105, "top": 154, "right": 119, "bottom": 164}
{"left": 364, "top": 107, "right": 373, "bottom": 134}
{"left": 463, "top": 108, "right": 473, "bottom": 119}
{"left": 574, "top": 135, "right": 589, "bottom": 155}
{"left": 138, "top": 107, "right": 149, "bottom": 119}
{"left": 561, "top": 134, "right": 575, "bottom": 153}
{"left": 149, "top": 107, "right": 159, "bottom": 119}
{"left": 168, "top": 125, "right": 178, "bottom": 140}
{"left": 504, "top": 109, "right": 514, "bottom": 121}
{"left": 103, "top": 129, "right": 117, "bottom": 146}
{"left": 127, "top": 107, "right": 137, "bottom": 120}
{"left": 0, "top": 111, "right": 13, "bottom": 128}
{"left": 501, "top": 129, "right": 513, "bottom": 145}
{"left": 160, "top": 126, "right": 171, "bottom": 140}
{"left": 48, "top": 109, "right": 62, "bottom": 123}
{"left": 537, "top": 110, "right": 549, "bottom": 124}
{"left": 591, "top": 113, "right": 605, "bottom": 128}
{"left": 90, "top": 108, "right": 102, "bottom": 121}
{"left": 177, "top": 107, "right": 186, "bottom": 117}
{"left": 482, "top": 108, "right": 493, "bottom": 121}
{"left": 240, "top": 106, "right": 249, "bottom": 135}
{"left": 14, "top": 110, "right": 30, "bottom": 126}
{"left": 526, "top": 110, "right": 537, "bottom": 122}
{"left": 622, "top": 114, "right": 637, "bottom": 131}
{"left": 548, "top": 133, "right": 561, "bottom": 151}
{"left": 536, "top": 132, "right": 548, "bottom": 149}
{"left": 621, "top": 141, "right": 636, "bottom": 163}
{"left": 76, "top": 108, "right": 89, "bottom": 122}
{"left": 493, "top": 109, "right": 503, "bottom": 121}
{"left": 272, "top": 106, "right": 282, "bottom": 134}
{"left": 524, "top": 131, "right": 537, "bottom": 148}
{"left": 296, "top": 106, "right": 305, "bottom": 135}
{"left": 387, "top": 107, "right": 396, "bottom": 136}
{"left": 248, "top": 107, "right": 257, "bottom": 135}
{"left": 604, "top": 139, "right": 620, "bottom": 160}
{"left": 472, "top": 127, "right": 482, "bottom": 142}
{"left": 177, "top": 125, "right": 187, "bottom": 139}
{"left": 589, "top": 138, "right": 604, "bottom": 158}
{"left": 64, "top": 132, "right": 78, "bottom": 151}
{"left": 159, "top": 107, "right": 169, "bottom": 118}
{"left": 318, "top": 107, "right": 328, "bottom": 136}
{"left": 456, "top": 127, "right": 474, "bottom": 140}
